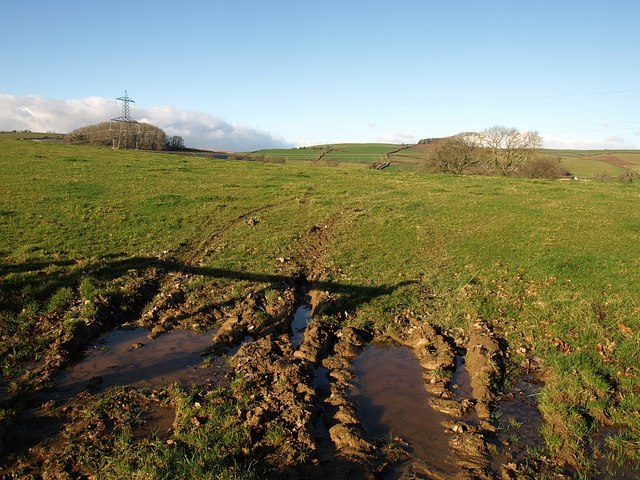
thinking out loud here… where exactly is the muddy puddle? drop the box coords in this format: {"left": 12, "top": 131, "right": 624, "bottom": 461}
{"left": 492, "top": 376, "right": 545, "bottom": 469}
{"left": 291, "top": 281, "right": 312, "bottom": 349}
{"left": 349, "top": 342, "right": 459, "bottom": 476}
{"left": 595, "top": 426, "right": 640, "bottom": 480}
{"left": 52, "top": 327, "right": 228, "bottom": 401}
{"left": 451, "top": 354, "right": 474, "bottom": 399}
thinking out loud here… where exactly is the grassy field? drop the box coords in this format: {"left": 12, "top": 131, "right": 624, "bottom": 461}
{"left": 1, "top": 134, "right": 639, "bottom": 477}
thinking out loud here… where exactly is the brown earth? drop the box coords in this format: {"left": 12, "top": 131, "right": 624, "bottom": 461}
{"left": 593, "top": 154, "right": 630, "bottom": 167}
{"left": 0, "top": 211, "right": 576, "bottom": 479}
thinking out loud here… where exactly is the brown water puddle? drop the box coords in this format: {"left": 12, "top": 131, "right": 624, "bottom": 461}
{"left": 595, "top": 426, "right": 640, "bottom": 480}
{"left": 134, "top": 402, "right": 176, "bottom": 440}
{"left": 291, "top": 280, "right": 312, "bottom": 349}
{"left": 451, "top": 354, "right": 474, "bottom": 399}
{"left": 291, "top": 304, "right": 312, "bottom": 349}
{"left": 52, "top": 327, "right": 228, "bottom": 401}
{"left": 349, "top": 342, "right": 459, "bottom": 476}
{"left": 492, "top": 377, "right": 545, "bottom": 469}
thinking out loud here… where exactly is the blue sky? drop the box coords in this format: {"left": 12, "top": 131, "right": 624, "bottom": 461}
{"left": 2, "top": 0, "right": 639, "bottom": 150}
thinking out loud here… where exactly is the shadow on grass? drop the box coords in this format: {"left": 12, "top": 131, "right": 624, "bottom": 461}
{"left": 0, "top": 255, "right": 415, "bottom": 320}
{"left": 0, "top": 255, "right": 415, "bottom": 473}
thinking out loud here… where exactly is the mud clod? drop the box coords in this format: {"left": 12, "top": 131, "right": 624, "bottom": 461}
{"left": 293, "top": 323, "right": 332, "bottom": 365}
{"left": 328, "top": 424, "right": 374, "bottom": 454}
{"left": 406, "top": 321, "right": 456, "bottom": 374}
{"left": 465, "top": 322, "right": 505, "bottom": 418}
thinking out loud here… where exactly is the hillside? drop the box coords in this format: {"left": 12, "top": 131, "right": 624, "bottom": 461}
{"left": 247, "top": 141, "right": 640, "bottom": 178}
{"left": 1, "top": 135, "right": 639, "bottom": 478}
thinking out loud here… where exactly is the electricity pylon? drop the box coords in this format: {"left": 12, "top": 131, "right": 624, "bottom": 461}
{"left": 111, "top": 90, "right": 138, "bottom": 149}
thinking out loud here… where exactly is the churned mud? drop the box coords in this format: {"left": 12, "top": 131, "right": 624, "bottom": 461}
{"left": 0, "top": 211, "right": 588, "bottom": 478}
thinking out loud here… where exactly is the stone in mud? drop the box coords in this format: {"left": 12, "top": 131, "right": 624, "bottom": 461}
{"left": 331, "top": 327, "right": 370, "bottom": 361}
{"left": 450, "top": 431, "right": 489, "bottom": 457}
{"left": 428, "top": 397, "right": 472, "bottom": 417}
{"left": 150, "top": 324, "right": 166, "bottom": 337}
{"left": 296, "top": 382, "right": 315, "bottom": 401}
{"left": 245, "top": 406, "right": 266, "bottom": 429}
{"left": 336, "top": 327, "right": 370, "bottom": 348}
{"left": 331, "top": 405, "right": 360, "bottom": 426}
{"left": 322, "top": 354, "right": 350, "bottom": 371}
{"left": 325, "top": 387, "right": 351, "bottom": 407}
{"left": 328, "top": 368, "right": 352, "bottom": 385}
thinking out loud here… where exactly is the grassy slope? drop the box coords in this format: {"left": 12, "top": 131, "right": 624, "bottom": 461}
{"left": 1, "top": 135, "right": 639, "bottom": 474}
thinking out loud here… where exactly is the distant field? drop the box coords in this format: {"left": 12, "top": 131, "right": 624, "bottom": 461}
{"left": 11, "top": 131, "right": 638, "bottom": 178}
{"left": 247, "top": 142, "right": 640, "bottom": 178}
{"left": 543, "top": 149, "right": 640, "bottom": 178}
{"left": 245, "top": 143, "right": 403, "bottom": 165}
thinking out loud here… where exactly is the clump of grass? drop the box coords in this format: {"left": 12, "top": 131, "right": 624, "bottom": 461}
{"left": 46, "top": 286, "right": 74, "bottom": 314}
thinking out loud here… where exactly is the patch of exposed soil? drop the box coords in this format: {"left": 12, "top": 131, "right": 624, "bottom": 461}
{"left": 594, "top": 154, "right": 630, "bottom": 167}
{"left": 1, "top": 211, "right": 589, "bottom": 479}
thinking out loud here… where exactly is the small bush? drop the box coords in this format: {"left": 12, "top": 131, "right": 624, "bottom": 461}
{"left": 518, "top": 156, "right": 569, "bottom": 179}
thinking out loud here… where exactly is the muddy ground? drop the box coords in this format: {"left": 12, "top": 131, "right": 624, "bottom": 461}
{"left": 0, "top": 217, "right": 608, "bottom": 479}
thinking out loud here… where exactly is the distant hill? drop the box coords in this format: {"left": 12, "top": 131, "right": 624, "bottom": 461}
{"left": 245, "top": 142, "right": 640, "bottom": 178}
{"left": 68, "top": 122, "right": 172, "bottom": 150}
{"left": 3, "top": 131, "right": 638, "bottom": 179}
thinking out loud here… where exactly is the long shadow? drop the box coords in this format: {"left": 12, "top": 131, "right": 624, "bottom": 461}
{"left": 1, "top": 256, "right": 416, "bottom": 319}
{"left": 1, "top": 255, "right": 416, "bottom": 468}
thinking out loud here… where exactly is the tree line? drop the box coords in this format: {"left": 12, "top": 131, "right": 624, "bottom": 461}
{"left": 67, "top": 122, "right": 185, "bottom": 151}
{"left": 424, "top": 126, "right": 568, "bottom": 178}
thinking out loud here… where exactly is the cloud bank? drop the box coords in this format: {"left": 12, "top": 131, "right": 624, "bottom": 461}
{"left": 542, "top": 133, "right": 637, "bottom": 150}
{"left": 0, "top": 94, "right": 292, "bottom": 151}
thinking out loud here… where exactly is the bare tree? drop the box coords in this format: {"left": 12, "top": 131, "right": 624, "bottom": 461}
{"left": 481, "top": 126, "right": 542, "bottom": 175}
{"left": 68, "top": 122, "right": 168, "bottom": 150}
{"left": 428, "top": 133, "right": 485, "bottom": 175}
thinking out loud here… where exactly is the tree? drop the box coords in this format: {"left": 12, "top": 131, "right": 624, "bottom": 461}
{"left": 165, "top": 135, "right": 185, "bottom": 150}
{"left": 68, "top": 122, "right": 167, "bottom": 150}
{"left": 427, "top": 133, "right": 485, "bottom": 175}
{"left": 481, "top": 126, "right": 542, "bottom": 175}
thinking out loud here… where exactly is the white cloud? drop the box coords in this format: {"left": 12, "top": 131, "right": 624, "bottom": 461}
{"left": 542, "top": 133, "right": 637, "bottom": 150}
{"left": 374, "top": 133, "right": 418, "bottom": 144}
{"left": 603, "top": 135, "right": 625, "bottom": 144}
{"left": 0, "top": 94, "right": 292, "bottom": 151}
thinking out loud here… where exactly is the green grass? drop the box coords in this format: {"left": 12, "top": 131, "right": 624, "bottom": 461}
{"left": 247, "top": 143, "right": 640, "bottom": 177}
{"left": 560, "top": 157, "right": 626, "bottom": 177}
{"left": 1, "top": 134, "right": 640, "bottom": 476}
{"left": 245, "top": 143, "right": 404, "bottom": 165}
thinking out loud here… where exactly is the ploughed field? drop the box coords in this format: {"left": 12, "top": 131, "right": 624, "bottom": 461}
{"left": 0, "top": 136, "right": 639, "bottom": 479}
